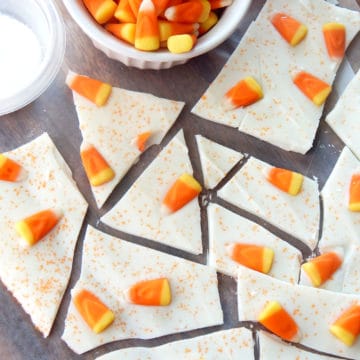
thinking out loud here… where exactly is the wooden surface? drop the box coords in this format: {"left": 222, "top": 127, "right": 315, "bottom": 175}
{"left": 0, "top": 0, "right": 360, "bottom": 359}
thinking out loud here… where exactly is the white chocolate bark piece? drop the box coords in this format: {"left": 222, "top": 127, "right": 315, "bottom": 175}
{"left": 238, "top": 267, "right": 360, "bottom": 358}
{"left": 195, "top": 135, "right": 243, "bottom": 189}
{"left": 192, "top": 0, "right": 360, "bottom": 154}
{"left": 208, "top": 203, "right": 301, "bottom": 282}
{"left": 326, "top": 69, "right": 360, "bottom": 160}
{"left": 218, "top": 157, "right": 320, "bottom": 250}
{"left": 258, "top": 331, "right": 339, "bottom": 360}
{"left": 101, "top": 130, "right": 202, "bottom": 255}
{"left": 96, "top": 328, "right": 254, "bottom": 360}
{"left": 62, "top": 226, "right": 223, "bottom": 354}
{"left": 308, "top": 147, "right": 360, "bottom": 293}
{"left": 0, "top": 133, "right": 88, "bottom": 337}
{"left": 70, "top": 71, "right": 184, "bottom": 208}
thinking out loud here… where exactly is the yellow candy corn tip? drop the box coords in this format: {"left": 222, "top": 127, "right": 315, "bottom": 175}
{"left": 290, "top": 24, "right": 308, "bottom": 46}
{"left": 288, "top": 172, "right": 304, "bottom": 195}
{"left": 135, "top": 37, "right": 160, "bottom": 52}
{"left": 179, "top": 173, "right": 202, "bottom": 192}
{"left": 94, "top": 1, "right": 118, "bottom": 24}
{"left": 323, "top": 23, "right": 345, "bottom": 31}
{"left": 167, "top": 34, "right": 196, "bottom": 54}
{"left": 312, "top": 86, "right": 332, "bottom": 106}
{"left": 262, "top": 247, "right": 275, "bottom": 274}
{"left": 258, "top": 301, "right": 282, "bottom": 321}
{"left": 95, "top": 83, "right": 112, "bottom": 106}
{"left": 244, "top": 77, "right": 263, "bottom": 98}
{"left": 160, "top": 279, "right": 172, "bottom": 306}
{"left": 302, "top": 262, "right": 322, "bottom": 287}
{"left": 330, "top": 324, "right": 356, "bottom": 347}
{"left": 92, "top": 310, "right": 115, "bottom": 333}
{"left": 89, "top": 168, "right": 115, "bottom": 186}
{"left": 349, "top": 203, "right": 360, "bottom": 212}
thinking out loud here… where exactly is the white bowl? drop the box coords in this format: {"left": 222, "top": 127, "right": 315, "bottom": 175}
{"left": 0, "top": 0, "right": 66, "bottom": 116}
{"left": 62, "top": 0, "right": 251, "bottom": 69}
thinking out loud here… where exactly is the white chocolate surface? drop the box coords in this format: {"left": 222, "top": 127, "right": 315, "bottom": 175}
{"left": 96, "top": 328, "right": 254, "bottom": 360}
{"left": 62, "top": 226, "right": 223, "bottom": 354}
{"left": 258, "top": 331, "right": 340, "bottom": 360}
{"left": 207, "top": 203, "right": 301, "bottom": 282}
{"left": 195, "top": 135, "right": 243, "bottom": 189}
{"left": 192, "top": 0, "right": 360, "bottom": 154}
{"left": 71, "top": 73, "right": 184, "bottom": 208}
{"left": 218, "top": 157, "right": 320, "bottom": 249}
{"left": 237, "top": 267, "right": 360, "bottom": 358}
{"left": 0, "top": 133, "right": 88, "bottom": 337}
{"left": 326, "top": 69, "right": 360, "bottom": 159}
{"left": 101, "top": 130, "right": 203, "bottom": 254}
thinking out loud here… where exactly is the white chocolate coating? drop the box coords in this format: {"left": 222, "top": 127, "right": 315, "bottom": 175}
{"left": 101, "top": 130, "right": 203, "bottom": 255}
{"left": 0, "top": 133, "right": 88, "bottom": 336}
{"left": 62, "top": 226, "right": 223, "bottom": 354}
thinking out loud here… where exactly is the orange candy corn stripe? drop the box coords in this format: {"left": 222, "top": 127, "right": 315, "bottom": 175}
{"left": 323, "top": 23, "right": 346, "bottom": 59}
{"left": 330, "top": 304, "right": 360, "bottom": 346}
{"left": 258, "top": 301, "right": 300, "bottom": 342}
{"left": 349, "top": 174, "right": 360, "bottom": 212}
{"left": 0, "top": 154, "right": 24, "bottom": 182}
{"left": 15, "top": 209, "right": 62, "bottom": 246}
{"left": 129, "top": 0, "right": 142, "bottom": 17}
{"left": 271, "top": 12, "right": 307, "bottom": 46}
{"left": 224, "top": 76, "right": 263, "bottom": 110}
{"left": 164, "top": 0, "right": 211, "bottom": 24}
{"left": 302, "top": 252, "right": 342, "bottom": 287}
{"left": 80, "top": 144, "right": 115, "bottom": 186}
{"left": 136, "top": 131, "right": 152, "bottom": 152}
{"left": 135, "top": 0, "right": 160, "bottom": 51}
{"left": 106, "top": 23, "right": 136, "bottom": 44}
{"left": 74, "top": 289, "right": 115, "bottom": 333}
{"left": 209, "top": 0, "right": 232, "bottom": 10}
{"left": 127, "top": 278, "right": 172, "bottom": 306}
{"left": 114, "top": 0, "right": 136, "bottom": 23}
{"left": 159, "top": 20, "right": 199, "bottom": 42}
{"left": 230, "top": 243, "right": 274, "bottom": 274}
{"left": 162, "top": 173, "right": 202, "bottom": 214}
{"left": 293, "top": 71, "right": 331, "bottom": 106}
{"left": 267, "top": 167, "right": 304, "bottom": 196}
{"left": 66, "top": 72, "right": 112, "bottom": 106}
{"left": 83, "top": 0, "right": 117, "bottom": 24}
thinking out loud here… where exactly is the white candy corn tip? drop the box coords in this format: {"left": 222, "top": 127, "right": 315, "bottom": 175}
{"left": 65, "top": 70, "right": 77, "bottom": 87}
{"left": 139, "top": 0, "right": 155, "bottom": 11}
{"left": 80, "top": 142, "right": 93, "bottom": 152}
{"left": 52, "top": 208, "right": 64, "bottom": 220}
{"left": 221, "top": 96, "right": 237, "bottom": 112}
{"left": 164, "top": 7, "right": 176, "bottom": 21}
{"left": 15, "top": 167, "right": 28, "bottom": 182}
{"left": 121, "top": 288, "right": 133, "bottom": 304}
{"left": 160, "top": 204, "right": 172, "bottom": 216}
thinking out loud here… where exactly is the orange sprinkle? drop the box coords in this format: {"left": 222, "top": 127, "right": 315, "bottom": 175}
{"left": 73, "top": 289, "right": 115, "bottom": 333}
{"left": 127, "top": 278, "right": 172, "bottom": 306}
{"left": 323, "top": 23, "right": 346, "bottom": 59}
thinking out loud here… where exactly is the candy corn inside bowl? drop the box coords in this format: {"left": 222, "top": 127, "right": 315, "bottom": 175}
{"left": 62, "top": 0, "right": 251, "bottom": 69}
{"left": 0, "top": 0, "right": 65, "bottom": 116}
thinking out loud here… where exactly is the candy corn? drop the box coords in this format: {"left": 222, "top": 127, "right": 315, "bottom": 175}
{"left": 164, "top": 0, "right": 211, "bottom": 23}
{"left": 129, "top": 0, "right": 142, "bottom": 17}
{"left": 135, "top": 0, "right": 160, "bottom": 51}
{"left": 229, "top": 243, "right": 274, "bottom": 274}
{"left": 80, "top": 143, "right": 115, "bottom": 186}
{"left": 114, "top": 0, "right": 136, "bottom": 23}
{"left": 136, "top": 131, "right": 152, "bottom": 152}
{"left": 167, "top": 34, "right": 197, "bottom": 54}
{"left": 66, "top": 72, "right": 112, "bottom": 106}
{"left": 83, "top": 0, "right": 117, "bottom": 24}
{"left": 258, "top": 301, "right": 300, "bottom": 342}
{"left": 15, "top": 209, "right": 63, "bottom": 246}
{"left": 0, "top": 154, "right": 25, "bottom": 182}
{"left": 106, "top": 23, "right": 136, "bottom": 44}
{"left": 223, "top": 76, "right": 263, "bottom": 110}
{"left": 293, "top": 71, "right": 331, "bottom": 106}
{"left": 199, "top": 11, "right": 218, "bottom": 35}
{"left": 349, "top": 174, "right": 360, "bottom": 212}
{"left": 266, "top": 167, "right": 304, "bottom": 196}
{"left": 301, "top": 252, "right": 342, "bottom": 287}
{"left": 159, "top": 21, "right": 199, "bottom": 42}
{"left": 330, "top": 304, "right": 360, "bottom": 346}
{"left": 162, "top": 173, "right": 202, "bottom": 214}
{"left": 73, "top": 289, "right": 115, "bottom": 333}
{"left": 152, "top": 0, "right": 170, "bottom": 15}
{"left": 125, "top": 278, "right": 172, "bottom": 306}
{"left": 209, "top": 0, "right": 232, "bottom": 10}
{"left": 323, "top": 23, "right": 346, "bottom": 59}
{"left": 271, "top": 13, "right": 307, "bottom": 46}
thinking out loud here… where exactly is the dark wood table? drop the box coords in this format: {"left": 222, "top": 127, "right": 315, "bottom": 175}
{"left": 1, "top": 1, "right": 360, "bottom": 359}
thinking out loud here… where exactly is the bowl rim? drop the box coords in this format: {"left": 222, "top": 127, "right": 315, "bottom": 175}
{"left": 62, "top": 0, "right": 252, "bottom": 64}
{"left": 0, "top": 0, "right": 66, "bottom": 116}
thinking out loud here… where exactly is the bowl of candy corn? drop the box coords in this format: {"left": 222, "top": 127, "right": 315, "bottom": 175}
{"left": 0, "top": 0, "right": 65, "bottom": 116}
{"left": 62, "top": 0, "right": 251, "bottom": 69}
